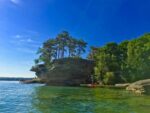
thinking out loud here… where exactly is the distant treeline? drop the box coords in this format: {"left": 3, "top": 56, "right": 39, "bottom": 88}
{"left": 0, "top": 77, "right": 33, "bottom": 81}
{"left": 88, "top": 33, "right": 150, "bottom": 84}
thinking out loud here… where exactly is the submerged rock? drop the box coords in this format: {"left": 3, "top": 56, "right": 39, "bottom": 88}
{"left": 31, "top": 58, "right": 94, "bottom": 86}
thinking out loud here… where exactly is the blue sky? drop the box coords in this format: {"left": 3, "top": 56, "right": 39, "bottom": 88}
{"left": 0, "top": 0, "right": 150, "bottom": 77}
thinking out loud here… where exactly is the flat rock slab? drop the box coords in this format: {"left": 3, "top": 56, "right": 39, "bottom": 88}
{"left": 115, "top": 83, "right": 130, "bottom": 88}
{"left": 126, "top": 79, "right": 150, "bottom": 94}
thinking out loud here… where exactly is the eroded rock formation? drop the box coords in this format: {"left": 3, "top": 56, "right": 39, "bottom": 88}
{"left": 31, "top": 58, "right": 94, "bottom": 86}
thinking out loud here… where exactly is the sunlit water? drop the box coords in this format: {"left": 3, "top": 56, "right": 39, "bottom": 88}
{"left": 0, "top": 81, "right": 150, "bottom": 113}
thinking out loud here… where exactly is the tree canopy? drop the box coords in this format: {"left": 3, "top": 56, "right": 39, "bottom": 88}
{"left": 33, "top": 31, "right": 150, "bottom": 85}
{"left": 35, "top": 31, "right": 87, "bottom": 66}
{"left": 88, "top": 33, "right": 150, "bottom": 84}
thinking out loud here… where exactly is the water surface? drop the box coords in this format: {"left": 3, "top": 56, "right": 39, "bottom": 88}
{"left": 0, "top": 81, "right": 150, "bottom": 113}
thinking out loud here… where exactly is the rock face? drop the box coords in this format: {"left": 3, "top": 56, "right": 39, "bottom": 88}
{"left": 31, "top": 58, "right": 94, "bottom": 86}
{"left": 126, "top": 79, "right": 150, "bottom": 94}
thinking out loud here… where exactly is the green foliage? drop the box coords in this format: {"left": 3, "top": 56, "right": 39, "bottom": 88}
{"left": 90, "top": 42, "right": 125, "bottom": 84}
{"left": 127, "top": 33, "right": 150, "bottom": 82}
{"left": 35, "top": 31, "right": 87, "bottom": 66}
{"left": 103, "top": 72, "right": 115, "bottom": 85}
{"left": 88, "top": 33, "right": 150, "bottom": 84}
{"left": 34, "top": 59, "right": 39, "bottom": 65}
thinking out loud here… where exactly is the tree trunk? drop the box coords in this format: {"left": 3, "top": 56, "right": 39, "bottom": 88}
{"left": 68, "top": 48, "right": 71, "bottom": 57}
{"left": 61, "top": 47, "right": 65, "bottom": 58}
{"left": 57, "top": 48, "right": 60, "bottom": 59}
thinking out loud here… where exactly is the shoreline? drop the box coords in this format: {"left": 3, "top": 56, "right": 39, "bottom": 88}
{"left": 20, "top": 78, "right": 45, "bottom": 84}
{"left": 20, "top": 78, "right": 150, "bottom": 95}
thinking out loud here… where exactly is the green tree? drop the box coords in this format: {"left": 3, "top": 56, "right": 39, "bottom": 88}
{"left": 127, "top": 33, "right": 150, "bottom": 82}
{"left": 76, "top": 39, "right": 87, "bottom": 57}
{"left": 37, "top": 39, "right": 56, "bottom": 66}
{"left": 67, "top": 37, "right": 77, "bottom": 57}
{"left": 89, "top": 42, "right": 126, "bottom": 84}
{"left": 103, "top": 72, "right": 115, "bottom": 85}
{"left": 88, "top": 33, "right": 150, "bottom": 85}
{"left": 35, "top": 31, "right": 87, "bottom": 67}
{"left": 118, "top": 41, "right": 129, "bottom": 82}
{"left": 87, "top": 46, "right": 99, "bottom": 60}
{"left": 56, "top": 31, "right": 70, "bottom": 58}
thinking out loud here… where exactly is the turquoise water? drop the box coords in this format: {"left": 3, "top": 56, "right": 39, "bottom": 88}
{"left": 0, "top": 81, "right": 150, "bottom": 113}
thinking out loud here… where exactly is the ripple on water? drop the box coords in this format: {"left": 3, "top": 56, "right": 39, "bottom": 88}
{"left": 0, "top": 82, "right": 150, "bottom": 113}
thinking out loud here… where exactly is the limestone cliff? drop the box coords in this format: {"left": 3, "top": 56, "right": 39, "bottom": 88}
{"left": 31, "top": 58, "right": 94, "bottom": 86}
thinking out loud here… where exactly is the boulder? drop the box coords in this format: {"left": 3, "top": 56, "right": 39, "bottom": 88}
{"left": 126, "top": 79, "right": 150, "bottom": 94}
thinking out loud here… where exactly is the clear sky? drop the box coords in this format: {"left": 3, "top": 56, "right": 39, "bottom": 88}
{"left": 0, "top": 0, "right": 150, "bottom": 77}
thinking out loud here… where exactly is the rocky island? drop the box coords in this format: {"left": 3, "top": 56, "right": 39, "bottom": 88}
{"left": 31, "top": 58, "right": 94, "bottom": 86}
{"left": 26, "top": 31, "right": 150, "bottom": 94}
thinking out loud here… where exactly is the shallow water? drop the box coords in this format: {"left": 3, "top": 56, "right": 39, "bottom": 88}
{"left": 0, "top": 81, "right": 150, "bottom": 113}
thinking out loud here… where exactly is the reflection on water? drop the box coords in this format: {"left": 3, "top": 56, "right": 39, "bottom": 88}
{"left": 32, "top": 86, "right": 150, "bottom": 113}
{"left": 0, "top": 81, "right": 150, "bottom": 113}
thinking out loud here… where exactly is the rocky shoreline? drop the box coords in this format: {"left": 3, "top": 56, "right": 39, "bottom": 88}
{"left": 20, "top": 78, "right": 45, "bottom": 84}
{"left": 126, "top": 79, "right": 150, "bottom": 95}
{"left": 21, "top": 78, "right": 150, "bottom": 95}
{"left": 80, "top": 79, "right": 150, "bottom": 95}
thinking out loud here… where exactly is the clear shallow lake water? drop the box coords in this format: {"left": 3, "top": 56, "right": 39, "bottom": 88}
{"left": 0, "top": 81, "right": 150, "bottom": 113}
